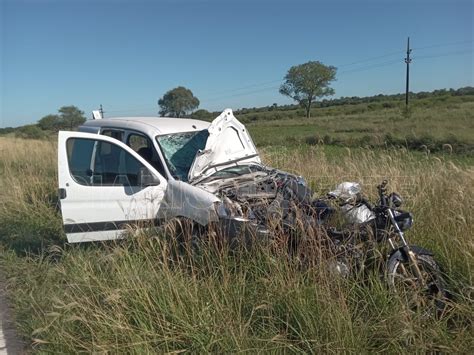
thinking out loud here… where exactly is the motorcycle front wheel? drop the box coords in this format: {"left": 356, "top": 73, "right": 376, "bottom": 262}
{"left": 387, "top": 252, "right": 448, "bottom": 317}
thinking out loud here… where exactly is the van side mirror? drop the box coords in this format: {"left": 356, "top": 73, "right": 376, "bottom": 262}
{"left": 138, "top": 167, "right": 160, "bottom": 187}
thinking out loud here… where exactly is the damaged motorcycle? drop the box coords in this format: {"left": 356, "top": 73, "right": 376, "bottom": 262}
{"left": 318, "top": 179, "right": 449, "bottom": 315}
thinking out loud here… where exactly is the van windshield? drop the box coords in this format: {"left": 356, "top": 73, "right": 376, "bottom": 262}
{"left": 156, "top": 130, "right": 209, "bottom": 181}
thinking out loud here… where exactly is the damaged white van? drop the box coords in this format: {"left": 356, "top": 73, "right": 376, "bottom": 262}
{"left": 58, "top": 109, "right": 316, "bottom": 243}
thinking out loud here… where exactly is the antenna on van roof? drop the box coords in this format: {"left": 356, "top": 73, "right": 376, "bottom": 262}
{"left": 92, "top": 104, "right": 104, "bottom": 120}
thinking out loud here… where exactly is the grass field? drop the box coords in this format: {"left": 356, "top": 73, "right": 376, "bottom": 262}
{"left": 0, "top": 127, "right": 473, "bottom": 352}
{"left": 246, "top": 98, "right": 474, "bottom": 154}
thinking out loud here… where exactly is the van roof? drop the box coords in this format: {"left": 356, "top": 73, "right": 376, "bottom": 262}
{"left": 81, "top": 116, "right": 210, "bottom": 135}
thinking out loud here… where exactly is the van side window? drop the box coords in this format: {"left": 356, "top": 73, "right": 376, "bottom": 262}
{"left": 128, "top": 134, "right": 149, "bottom": 152}
{"left": 67, "top": 137, "right": 147, "bottom": 186}
{"left": 101, "top": 129, "right": 124, "bottom": 141}
{"left": 127, "top": 133, "right": 167, "bottom": 178}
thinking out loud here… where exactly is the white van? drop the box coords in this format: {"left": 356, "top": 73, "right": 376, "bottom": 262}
{"left": 58, "top": 109, "right": 313, "bottom": 243}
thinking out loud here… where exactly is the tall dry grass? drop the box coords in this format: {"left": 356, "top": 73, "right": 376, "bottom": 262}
{"left": 0, "top": 137, "right": 473, "bottom": 353}
{"left": 0, "top": 137, "right": 63, "bottom": 251}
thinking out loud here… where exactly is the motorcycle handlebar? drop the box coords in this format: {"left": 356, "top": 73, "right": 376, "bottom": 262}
{"left": 377, "top": 179, "right": 389, "bottom": 207}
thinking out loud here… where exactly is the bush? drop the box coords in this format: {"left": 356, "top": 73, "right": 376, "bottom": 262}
{"left": 382, "top": 102, "right": 396, "bottom": 109}
{"left": 16, "top": 125, "right": 46, "bottom": 139}
{"left": 0, "top": 127, "right": 15, "bottom": 135}
{"left": 304, "top": 136, "right": 319, "bottom": 145}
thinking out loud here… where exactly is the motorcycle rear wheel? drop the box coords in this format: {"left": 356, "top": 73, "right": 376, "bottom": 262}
{"left": 387, "top": 253, "right": 448, "bottom": 317}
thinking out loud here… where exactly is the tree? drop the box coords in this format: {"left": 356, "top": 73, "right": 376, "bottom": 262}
{"left": 57, "top": 106, "right": 86, "bottom": 130}
{"left": 38, "top": 114, "right": 59, "bottom": 131}
{"left": 158, "top": 86, "right": 200, "bottom": 117}
{"left": 37, "top": 106, "right": 85, "bottom": 131}
{"left": 280, "top": 61, "right": 337, "bottom": 118}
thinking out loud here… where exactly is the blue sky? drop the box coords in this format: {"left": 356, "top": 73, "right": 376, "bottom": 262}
{"left": 1, "top": 0, "right": 472, "bottom": 127}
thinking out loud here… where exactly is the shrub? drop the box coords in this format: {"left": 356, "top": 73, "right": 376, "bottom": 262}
{"left": 16, "top": 125, "right": 46, "bottom": 139}
{"left": 304, "top": 135, "right": 320, "bottom": 145}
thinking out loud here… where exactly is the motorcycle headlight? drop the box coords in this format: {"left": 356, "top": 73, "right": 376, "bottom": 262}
{"left": 394, "top": 211, "right": 413, "bottom": 231}
{"left": 389, "top": 192, "right": 403, "bottom": 208}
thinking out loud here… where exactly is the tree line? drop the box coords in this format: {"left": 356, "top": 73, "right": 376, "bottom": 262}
{"left": 2, "top": 85, "right": 473, "bottom": 138}
{"left": 234, "top": 86, "right": 474, "bottom": 115}
{"left": 157, "top": 62, "right": 473, "bottom": 120}
{"left": 0, "top": 106, "right": 86, "bottom": 139}
{"left": 1, "top": 53, "right": 473, "bottom": 139}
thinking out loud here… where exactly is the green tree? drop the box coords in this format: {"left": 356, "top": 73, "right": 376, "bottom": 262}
{"left": 57, "top": 106, "right": 86, "bottom": 130}
{"left": 38, "top": 114, "right": 59, "bottom": 131}
{"left": 280, "top": 61, "right": 337, "bottom": 118}
{"left": 158, "top": 86, "right": 200, "bottom": 117}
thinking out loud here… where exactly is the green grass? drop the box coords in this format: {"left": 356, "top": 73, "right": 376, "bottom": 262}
{"left": 246, "top": 98, "right": 474, "bottom": 154}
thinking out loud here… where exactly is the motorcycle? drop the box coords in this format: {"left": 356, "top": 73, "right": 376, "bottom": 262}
{"left": 318, "top": 179, "right": 449, "bottom": 315}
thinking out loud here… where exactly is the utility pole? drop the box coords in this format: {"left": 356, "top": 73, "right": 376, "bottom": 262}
{"left": 405, "top": 37, "right": 412, "bottom": 107}
{"left": 99, "top": 104, "right": 104, "bottom": 118}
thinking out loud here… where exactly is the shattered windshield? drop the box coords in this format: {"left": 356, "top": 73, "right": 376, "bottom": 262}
{"left": 209, "top": 165, "right": 265, "bottom": 179}
{"left": 156, "top": 130, "right": 209, "bottom": 181}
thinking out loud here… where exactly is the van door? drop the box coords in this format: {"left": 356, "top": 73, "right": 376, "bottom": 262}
{"left": 58, "top": 131, "right": 167, "bottom": 243}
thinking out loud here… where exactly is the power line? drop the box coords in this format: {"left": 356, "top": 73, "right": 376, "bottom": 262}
{"left": 201, "top": 61, "right": 404, "bottom": 102}
{"left": 199, "top": 40, "right": 473, "bottom": 98}
{"left": 201, "top": 50, "right": 406, "bottom": 97}
{"left": 203, "top": 85, "right": 281, "bottom": 103}
{"left": 202, "top": 51, "right": 471, "bottom": 103}
{"left": 201, "top": 40, "right": 473, "bottom": 98}
{"left": 337, "top": 51, "right": 403, "bottom": 68}
{"left": 412, "top": 49, "right": 472, "bottom": 60}
{"left": 338, "top": 59, "right": 400, "bottom": 75}
{"left": 200, "top": 79, "right": 282, "bottom": 96}
{"left": 413, "top": 39, "right": 474, "bottom": 51}
{"left": 106, "top": 41, "right": 473, "bottom": 113}
{"left": 204, "top": 60, "right": 404, "bottom": 102}
{"left": 204, "top": 48, "right": 472, "bottom": 102}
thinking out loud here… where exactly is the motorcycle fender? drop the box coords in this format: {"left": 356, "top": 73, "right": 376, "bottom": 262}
{"left": 389, "top": 245, "right": 434, "bottom": 262}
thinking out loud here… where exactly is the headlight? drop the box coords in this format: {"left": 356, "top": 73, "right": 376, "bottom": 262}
{"left": 389, "top": 192, "right": 403, "bottom": 208}
{"left": 394, "top": 211, "right": 413, "bottom": 231}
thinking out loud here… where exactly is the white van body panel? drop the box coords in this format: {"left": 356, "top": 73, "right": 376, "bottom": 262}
{"left": 58, "top": 131, "right": 167, "bottom": 243}
{"left": 188, "top": 109, "right": 261, "bottom": 182}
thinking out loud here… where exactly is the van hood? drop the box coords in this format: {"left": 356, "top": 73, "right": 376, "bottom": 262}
{"left": 188, "top": 109, "right": 261, "bottom": 182}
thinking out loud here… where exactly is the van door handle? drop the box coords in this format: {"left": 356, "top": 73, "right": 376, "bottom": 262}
{"left": 59, "top": 188, "right": 67, "bottom": 199}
